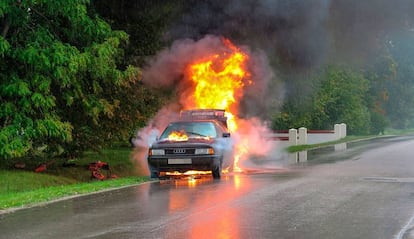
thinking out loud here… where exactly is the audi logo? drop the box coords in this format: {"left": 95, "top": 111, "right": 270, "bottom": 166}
{"left": 173, "top": 149, "right": 186, "bottom": 154}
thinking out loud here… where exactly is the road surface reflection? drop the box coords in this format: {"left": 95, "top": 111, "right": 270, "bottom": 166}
{"left": 163, "top": 174, "right": 249, "bottom": 238}
{"left": 137, "top": 172, "right": 273, "bottom": 239}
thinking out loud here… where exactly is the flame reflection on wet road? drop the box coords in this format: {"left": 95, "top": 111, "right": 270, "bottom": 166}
{"left": 173, "top": 175, "right": 247, "bottom": 239}
{"left": 150, "top": 174, "right": 252, "bottom": 239}
{"left": 143, "top": 169, "right": 291, "bottom": 239}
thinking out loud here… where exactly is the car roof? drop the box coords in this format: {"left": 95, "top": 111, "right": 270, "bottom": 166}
{"left": 167, "top": 119, "right": 228, "bottom": 131}
{"left": 180, "top": 109, "right": 228, "bottom": 128}
{"left": 168, "top": 119, "right": 220, "bottom": 124}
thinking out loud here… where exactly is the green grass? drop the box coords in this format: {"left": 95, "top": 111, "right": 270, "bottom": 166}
{"left": 383, "top": 127, "right": 414, "bottom": 135}
{"left": 0, "top": 177, "right": 146, "bottom": 209}
{"left": 0, "top": 147, "right": 150, "bottom": 211}
{"left": 0, "top": 170, "right": 77, "bottom": 193}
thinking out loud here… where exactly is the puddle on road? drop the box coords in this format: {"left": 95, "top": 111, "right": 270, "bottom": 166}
{"left": 286, "top": 138, "right": 396, "bottom": 166}
{"left": 283, "top": 142, "right": 351, "bottom": 166}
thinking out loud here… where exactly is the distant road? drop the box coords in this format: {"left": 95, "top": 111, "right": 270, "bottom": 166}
{"left": 2, "top": 136, "right": 414, "bottom": 239}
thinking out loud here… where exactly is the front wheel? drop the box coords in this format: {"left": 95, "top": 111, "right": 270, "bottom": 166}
{"left": 148, "top": 165, "right": 160, "bottom": 178}
{"left": 212, "top": 159, "right": 222, "bottom": 179}
{"left": 150, "top": 170, "right": 159, "bottom": 178}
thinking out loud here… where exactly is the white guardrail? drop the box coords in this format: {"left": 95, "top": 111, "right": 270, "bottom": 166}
{"left": 269, "top": 123, "right": 347, "bottom": 147}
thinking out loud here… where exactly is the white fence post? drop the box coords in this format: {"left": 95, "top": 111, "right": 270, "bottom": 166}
{"left": 334, "top": 124, "right": 341, "bottom": 140}
{"left": 289, "top": 128, "right": 298, "bottom": 146}
{"left": 340, "top": 123, "right": 347, "bottom": 138}
{"left": 298, "top": 127, "right": 307, "bottom": 145}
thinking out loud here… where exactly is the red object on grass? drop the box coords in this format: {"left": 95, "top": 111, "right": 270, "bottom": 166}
{"left": 35, "top": 164, "right": 47, "bottom": 172}
{"left": 88, "top": 161, "right": 112, "bottom": 180}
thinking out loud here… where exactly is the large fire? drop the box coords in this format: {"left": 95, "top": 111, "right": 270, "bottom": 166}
{"left": 182, "top": 38, "right": 251, "bottom": 171}
{"left": 184, "top": 39, "right": 250, "bottom": 130}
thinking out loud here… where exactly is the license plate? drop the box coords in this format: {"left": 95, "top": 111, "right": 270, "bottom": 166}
{"left": 168, "top": 158, "right": 192, "bottom": 164}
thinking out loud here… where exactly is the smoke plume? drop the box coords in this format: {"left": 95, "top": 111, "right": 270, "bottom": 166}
{"left": 161, "top": 0, "right": 414, "bottom": 113}
{"left": 142, "top": 35, "right": 281, "bottom": 119}
{"left": 168, "top": 0, "right": 414, "bottom": 68}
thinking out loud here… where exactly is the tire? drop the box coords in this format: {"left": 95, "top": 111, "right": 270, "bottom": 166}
{"left": 212, "top": 159, "right": 222, "bottom": 179}
{"left": 150, "top": 170, "right": 159, "bottom": 179}
{"left": 149, "top": 165, "right": 160, "bottom": 178}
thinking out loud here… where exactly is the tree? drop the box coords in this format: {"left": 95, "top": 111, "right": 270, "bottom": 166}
{"left": 92, "top": 0, "right": 186, "bottom": 66}
{"left": 272, "top": 66, "right": 371, "bottom": 135}
{"left": 271, "top": 97, "right": 313, "bottom": 130}
{"left": 383, "top": 31, "right": 414, "bottom": 129}
{"left": 364, "top": 52, "right": 395, "bottom": 134}
{"left": 310, "top": 66, "right": 371, "bottom": 135}
{"left": 0, "top": 0, "right": 139, "bottom": 160}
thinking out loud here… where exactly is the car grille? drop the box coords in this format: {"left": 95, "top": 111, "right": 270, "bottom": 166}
{"left": 165, "top": 148, "right": 196, "bottom": 155}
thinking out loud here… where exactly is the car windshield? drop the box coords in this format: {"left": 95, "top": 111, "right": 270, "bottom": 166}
{"left": 160, "top": 122, "right": 217, "bottom": 140}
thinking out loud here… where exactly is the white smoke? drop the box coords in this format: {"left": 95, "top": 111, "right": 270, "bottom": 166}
{"left": 230, "top": 117, "right": 282, "bottom": 171}
{"left": 131, "top": 103, "right": 181, "bottom": 175}
{"left": 132, "top": 103, "right": 181, "bottom": 148}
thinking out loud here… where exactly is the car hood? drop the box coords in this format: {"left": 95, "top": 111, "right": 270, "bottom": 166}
{"left": 151, "top": 137, "right": 215, "bottom": 148}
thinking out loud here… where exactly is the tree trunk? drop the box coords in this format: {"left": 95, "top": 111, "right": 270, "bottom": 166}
{"left": 1, "top": 16, "right": 10, "bottom": 38}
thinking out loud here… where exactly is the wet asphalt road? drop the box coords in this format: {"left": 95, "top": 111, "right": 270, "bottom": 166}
{"left": 2, "top": 136, "right": 414, "bottom": 239}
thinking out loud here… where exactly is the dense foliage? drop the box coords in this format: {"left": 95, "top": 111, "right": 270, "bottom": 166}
{"left": 92, "top": 0, "right": 185, "bottom": 66}
{"left": 0, "top": 0, "right": 146, "bottom": 160}
{"left": 273, "top": 31, "right": 414, "bottom": 135}
{"left": 273, "top": 67, "right": 371, "bottom": 135}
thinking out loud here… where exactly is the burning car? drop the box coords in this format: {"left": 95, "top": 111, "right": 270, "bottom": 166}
{"left": 147, "top": 109, "right": 233, "bottom": 179}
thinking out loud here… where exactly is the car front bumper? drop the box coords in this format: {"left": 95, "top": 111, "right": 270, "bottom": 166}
{"left": 148, "top": 155, "right": 220, "bottom": 173}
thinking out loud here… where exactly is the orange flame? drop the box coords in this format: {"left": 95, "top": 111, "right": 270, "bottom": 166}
{"left": 184, "top": 39, "right": 250, "bottom": 132}
{"left": 168, "top": 130, "right": 189, "bottom": 141}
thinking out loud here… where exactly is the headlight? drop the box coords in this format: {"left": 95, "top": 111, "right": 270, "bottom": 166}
{"left": 149, "top": 149, "right": 165, "bottom": 156}
{"left": 195, "top": 148, "right": 215, "bottom": 155}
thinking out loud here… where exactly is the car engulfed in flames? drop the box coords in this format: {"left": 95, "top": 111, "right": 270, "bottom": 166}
{"left": 147, "top": 109, "right": 233, "bottom": 179}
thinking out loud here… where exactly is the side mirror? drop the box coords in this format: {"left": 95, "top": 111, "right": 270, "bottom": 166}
{"left": 222, "top": 132, "right": 231, "bottom": 138}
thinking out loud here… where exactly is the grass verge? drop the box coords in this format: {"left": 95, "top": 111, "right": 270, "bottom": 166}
{"left": 0, "top": 177, "right": 146, "bottom": 210}
{"left": 0, "top": 147, "right": 150, "bottom": 211}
